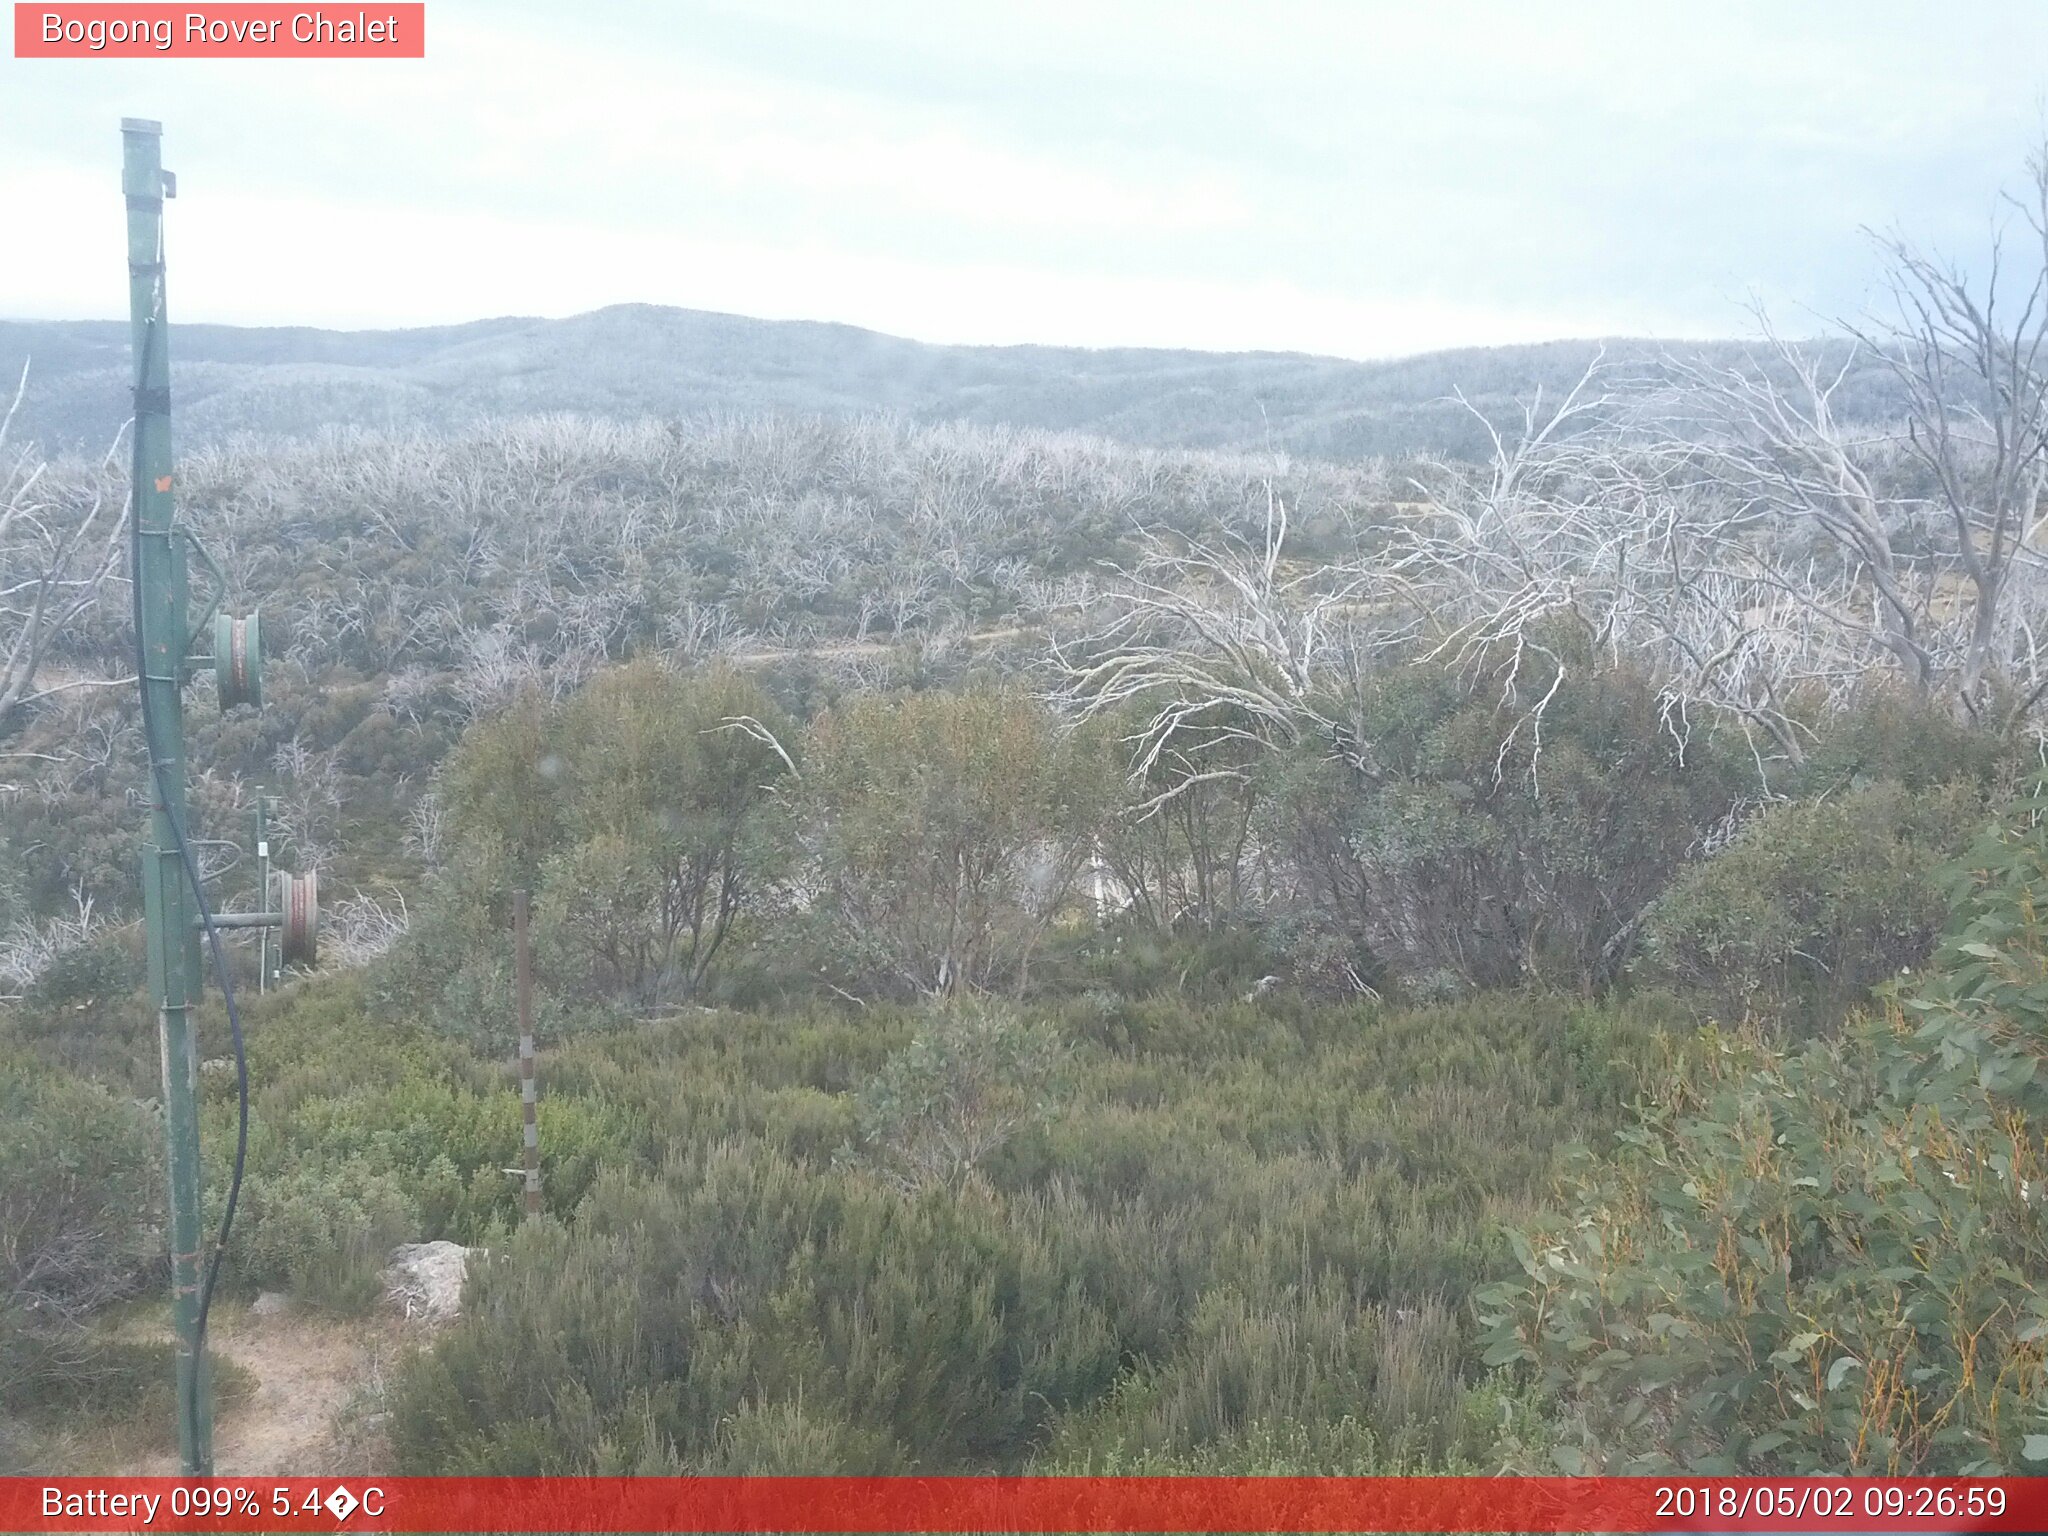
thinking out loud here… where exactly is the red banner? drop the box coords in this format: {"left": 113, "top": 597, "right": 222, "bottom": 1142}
{"left": 2, "top": 1476, "right": 2044, "bottom": 1533}
{"left": 12, "top": 5, "right": 424, "bottom": 58}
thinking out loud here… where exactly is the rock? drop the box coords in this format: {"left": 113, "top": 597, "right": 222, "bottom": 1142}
{"left": 250, "top": 1290, "right": 290, "bottom": 1318}
{"left": 383, "top": 1240, "right": 478, "bottom": 1324}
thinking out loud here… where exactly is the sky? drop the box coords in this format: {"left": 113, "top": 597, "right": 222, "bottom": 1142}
{"left": 3, "top": 0, "right": 2047, "bottom": 359}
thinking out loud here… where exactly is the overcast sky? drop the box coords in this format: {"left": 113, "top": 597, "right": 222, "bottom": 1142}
{"left": 4, "top": 0, "right": 2047, "bottom": 358}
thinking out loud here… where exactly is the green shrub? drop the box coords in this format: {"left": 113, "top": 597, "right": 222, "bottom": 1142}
{"left": 1042, "top": 1289, "right": 1464, "bottom": 1470}
{"left": 424, "top": 662, "right": 794, "bottom": 1011}
{"left": 1041, "top": 921, "right": 1278, "bottom": 1003}
{"left": 1080, "top": 703, "right": 1266, "bottom": 934}
{"left": 1042, "top": 1378, "right": 1547, "bottom": 1473}
{"left": 1638, "top": 779, "right": 1985, "bottom": 1027}
{"left": 178, "top": 974, "right": 654, "bottom": 1313}
{"left": 0, "top": 1048, "right": 161, "bottom": 1408}
{"left": 24, "top": 933, "right": 144, "bottom": 1012}
{"left": 389, "top": 990, "right": 1656, "bottom": 1474}
{"left": 1482, "top": 779, "right": 2048, "bottom": 1473}
{"left": 212, "top": 1161, "right": 418, "bottom": 1310}
{"left": 848, "top": 1002, "right": 1066, "bottom": 1193}
{"left": 1, "top": 1338, "right": 255, "bottom": 1472}
{"left": 1264, "top": 651, "right": 1753, "bottom": 994}
{"left": 371, "top": 861, "right": 621, "bottom": 1045}
{"left": 9, "top": 1338, "right": 180, "bottom": 1430}
{"left": 4, "top": 934, "right": 158, "bottom": 1096}
{"left": 389, "top": 1155, "right": 1125, "bottom": 1473}
{"left": 794, "top": 689, "right": 1105, "bottom": 998}
{"left": 1788, "top": 684, "right": 2026, "bottom": 800}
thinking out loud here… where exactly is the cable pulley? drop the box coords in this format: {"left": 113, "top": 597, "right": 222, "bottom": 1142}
{"left": 214, "top": 611, "right": 263, "bottom": 709}
{"left": 275, "top": 867, "right": 319, "bottom": 966}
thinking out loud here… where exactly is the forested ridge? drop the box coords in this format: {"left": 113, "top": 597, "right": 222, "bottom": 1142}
{"left": 0, "top": 306, "right": 1908, "bottom": 463}
{"left": 6, "top": 151, "right": 2048, "bottom": 1478}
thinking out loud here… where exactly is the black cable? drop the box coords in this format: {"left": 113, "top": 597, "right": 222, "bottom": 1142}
{"left": 129, "top": 248, "right": 249, "bottom": 1437}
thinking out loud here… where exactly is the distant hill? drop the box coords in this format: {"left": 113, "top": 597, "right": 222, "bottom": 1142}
{"left": 0, "top": 304, "right": 1892, "bottom": 461}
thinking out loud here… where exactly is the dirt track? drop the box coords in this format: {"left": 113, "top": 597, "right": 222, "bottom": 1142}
{"left": 137, "top": 1307, "right": 405, "bottom": 1476}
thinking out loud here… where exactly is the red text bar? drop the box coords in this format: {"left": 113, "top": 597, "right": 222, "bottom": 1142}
{"left": 3, "top": 1476, "right": 2044, "bottom": 1533}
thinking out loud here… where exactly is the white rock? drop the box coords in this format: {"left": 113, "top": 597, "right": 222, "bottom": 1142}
{"left": 249, "top": 1290, "right": 290, "bottom": 1318}
{"left": 383, "top": 1240, "right": 478, "bottom": 1324}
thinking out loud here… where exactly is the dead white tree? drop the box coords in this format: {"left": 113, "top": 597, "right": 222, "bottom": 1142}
{"left": 0, "top": 364, "right": 130, "bottom": 735}
{"left": 1381, "top": 359, "right": 1873, "bottom": 777}
{"left": 451, "top": 622, "right": 594, "bottom": 719}
{"left": 1379, "top": 362, "right": 1644, "bottom": 779}
{"left": 323, "top": 885, "right": 411, "bottom": 968}
{"left": 1861, "top": 148, "right": 2048, "bottom": 726}
{"left": 270, "top": 735, "right": 344, "bottom": 867}
{"left": 1386, "top": 137, "right": 2048, "bottom": 770}
{"left": 1648, "top": 146, "right": 2048, "bottom": 736}
{"left": 1056, "top": 483, "right": 1387, "bottom": 813}
{"left": 0, "top": 880, "right": 103, "bottom": 999}
{"left": 1059, "top": 353, "right": 1850, "bottom": 801}
{"left": 1346, "top": 143, "right": 2048, "bottom": 782}
{"left": 404, "top": 787, "right": 446, "bottom": 867}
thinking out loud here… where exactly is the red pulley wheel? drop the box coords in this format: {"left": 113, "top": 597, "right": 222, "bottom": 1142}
{"left": 276, "top": 868, "right": 318, "bottom": 966}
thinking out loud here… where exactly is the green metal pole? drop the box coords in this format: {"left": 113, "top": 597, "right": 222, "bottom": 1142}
{"left": 123, "top": 116, "right": 213, "bottom": 1478}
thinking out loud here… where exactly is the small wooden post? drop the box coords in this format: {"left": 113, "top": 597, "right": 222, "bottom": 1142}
{"left": 514, "top": 888, "right": 540, "bottom": 1220}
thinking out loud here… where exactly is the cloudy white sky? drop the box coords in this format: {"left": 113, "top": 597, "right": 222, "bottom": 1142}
{"left": 4, "top": 0, "right": 2047, "bottom": 358}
